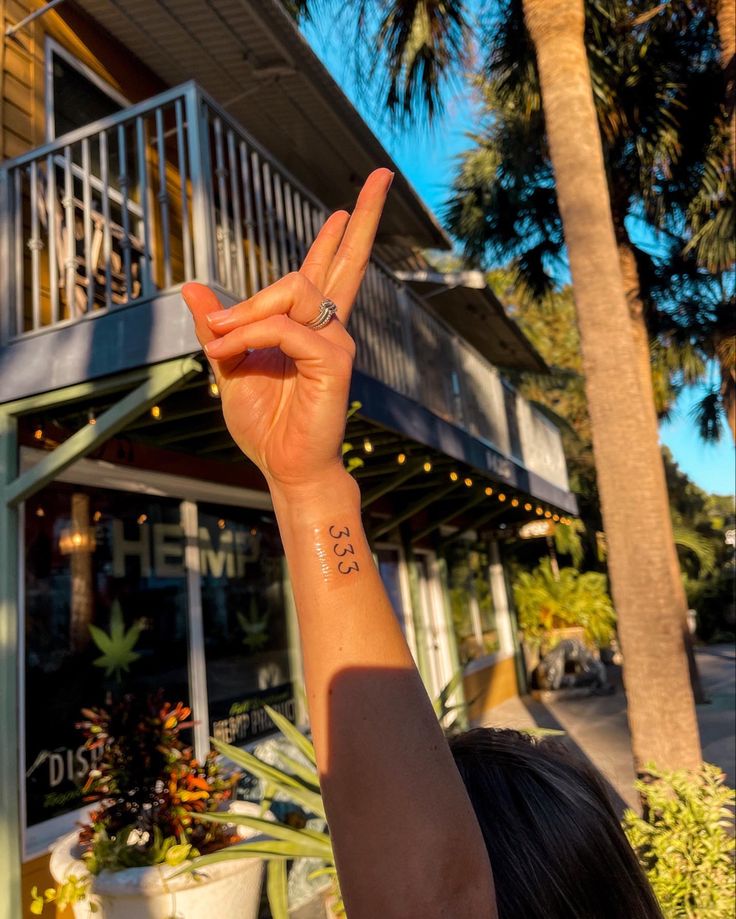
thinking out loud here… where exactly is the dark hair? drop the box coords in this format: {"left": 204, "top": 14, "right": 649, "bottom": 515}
{"left": 449, "top": 728, "right": 663, "bottom": 919}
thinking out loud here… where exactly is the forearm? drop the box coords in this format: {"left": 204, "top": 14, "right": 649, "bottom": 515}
{"left": 269, "top": 469, "right": 495, "bottom": 918}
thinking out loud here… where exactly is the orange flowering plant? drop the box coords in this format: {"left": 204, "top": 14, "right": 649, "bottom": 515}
{"left": 31, "top": 691, "right": 240, "bottom": 914}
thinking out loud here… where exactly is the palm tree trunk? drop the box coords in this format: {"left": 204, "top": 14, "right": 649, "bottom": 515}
{"left": 522, "top": 0, "right": 702, "bottom": 771}
{"left": 617, "top": 240, "right": 707, "bottom": 705}
{"left": 718, "top": 0, "right": 735, "bottom": 171}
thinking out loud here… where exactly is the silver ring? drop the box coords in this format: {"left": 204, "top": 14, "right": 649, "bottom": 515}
{"left": 305, "top": 297, "right": 338, "bottom": 330}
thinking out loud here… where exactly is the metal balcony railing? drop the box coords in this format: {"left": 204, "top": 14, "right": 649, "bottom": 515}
{"left": 0, "top": 82, "right": 568, "bottom": 491}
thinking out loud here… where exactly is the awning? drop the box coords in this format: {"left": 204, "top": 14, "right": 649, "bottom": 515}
{"left": 396, "top": 271, "right": 548, "bottom": 374}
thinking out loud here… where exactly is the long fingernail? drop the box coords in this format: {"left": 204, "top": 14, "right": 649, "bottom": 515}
{"left": 206, "top": 310, "right": 232, "bottom": 326}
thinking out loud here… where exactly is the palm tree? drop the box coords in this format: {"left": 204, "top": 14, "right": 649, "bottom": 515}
{"left": 288, "top": 0, "right": 704, "bottom": 770}
{"left": 520, "top": 0, "right": 702, "bottom": 770}
{"left": 446, "top": 0, "right": 732, "bottom": 439}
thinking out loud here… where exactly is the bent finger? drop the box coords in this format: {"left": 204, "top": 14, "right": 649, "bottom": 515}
{"left": 205, "top": 314, "right": 351, "bottom": 377}
{"left": 205, "top": 272, "right": 323, "bottom": 333}
{"left": 181, "top": 282, "right": 243, "bottom": 381}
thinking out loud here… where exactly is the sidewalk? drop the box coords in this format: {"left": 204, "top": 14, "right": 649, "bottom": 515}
{"left": 481, "top": 643, "right": 736, "bottom": 813}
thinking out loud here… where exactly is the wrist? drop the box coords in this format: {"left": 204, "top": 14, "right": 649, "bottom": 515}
{"left": 267, "top": 465, "right": 361, "bottom": 516}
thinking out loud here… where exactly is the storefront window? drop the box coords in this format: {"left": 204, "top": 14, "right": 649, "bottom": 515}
{"left": 376, "top": 547, "right": 409, "bottom": 636}
{"left": 24, "top": 484, "right": 190, "bottom": 829}
{"left": 445, "top": 542, "right": 499, "bottom": 664}
{"left": 199, "top": 504, "right": 294, "bottom": 747}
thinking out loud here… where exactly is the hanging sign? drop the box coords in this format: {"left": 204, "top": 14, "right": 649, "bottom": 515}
{"left": 518, "top": 519, "right": 556, "bottom": 539}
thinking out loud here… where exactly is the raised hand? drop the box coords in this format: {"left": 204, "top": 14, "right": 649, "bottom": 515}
{"left": 182, "top": 168, "right": 393, "bottom": 492}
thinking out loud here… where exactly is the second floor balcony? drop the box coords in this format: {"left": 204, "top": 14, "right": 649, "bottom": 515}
{"left": 0, "top": 81, "right": 572, "bottom": 502}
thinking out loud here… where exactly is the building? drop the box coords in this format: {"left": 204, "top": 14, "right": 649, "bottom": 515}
{"left": 0, "top": 1, "right": 578, "bottom": 915}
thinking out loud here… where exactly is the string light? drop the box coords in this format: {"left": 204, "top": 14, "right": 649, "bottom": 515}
{"left": 423, "top": 461, "right": 432, "bottom": 473}
{"left": 137, "top": 514, "right": 148, "bottom": 525}
{"left": 449, "top": 471, "right": 459, "bottom": 482}
{"left": 150, "top": 405, "right": 161, "bottom": 420}
{"left": 485, "top": 486, "right": 493, "bottom": 496}
{"left": 397, "top": 453, "right": 407, "bottom": 465}
{"left": 363, "top": 438, "right": 373, "bottom": 454}
{"left": 464, "top": 477, "right": 473, "bottom": 488}
{"left": 544, "top": 510, "right": 552, "bottom": 518}
{"left": 208, "top": 368, "right": 220, "bottom": 398}
{"left": 34, "top": 427, "right": 43, "bottom": 441}
{"left": 87, "top": 410, "right": 96, "bottom": 426}
{"left": 535, "top": 507, "right": 544, "bottom": 516}
{"left": 524, "top": 502, "right": 532, "bottom": 511}
{"left": 217, "top": 518, "right": 226, "bottom": 530}
{"left": 498, "top": 493, "right": 506, "bottom": 502}
{"left": 552, "top": 514, "right": 560, "bottom": 522}
{"left": 511, "top": 498, "right": 519, "bottom": 507}
{"left": 35, "top": 507, "right": 45, "bottom": 518}
{"left": 93, "top": 511, "right": 102, "bottom": 523}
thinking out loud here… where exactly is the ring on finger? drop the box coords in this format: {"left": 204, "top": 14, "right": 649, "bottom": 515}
{"left": 304, "top": 297, "right": 338, "bottom": 331}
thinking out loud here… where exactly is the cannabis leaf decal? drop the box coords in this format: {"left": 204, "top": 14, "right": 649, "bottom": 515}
{"left": 88, "top": 600, "right": 142, "bottom": 682}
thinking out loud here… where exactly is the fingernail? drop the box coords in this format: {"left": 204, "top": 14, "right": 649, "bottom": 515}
{"left": 206, "top": 310, "right": 232, "bottom": 326}
{"left": 205, "top": 339, "right": 225, "bottom": 356}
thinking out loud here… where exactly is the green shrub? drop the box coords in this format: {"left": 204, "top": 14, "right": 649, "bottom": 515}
{"left": 512, "top": 558, "right": 616, "bottom": 646}
{"left": 623, "top": 763, "right": 736, "bottom": 919}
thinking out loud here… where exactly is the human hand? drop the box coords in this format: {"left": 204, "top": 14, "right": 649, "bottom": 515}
{"left": 182, "top": 168, "right": 393, "bottom": 495}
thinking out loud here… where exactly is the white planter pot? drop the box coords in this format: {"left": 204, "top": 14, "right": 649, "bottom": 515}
{"left": 50, "top": 802, "right": 269, "bottom": 919}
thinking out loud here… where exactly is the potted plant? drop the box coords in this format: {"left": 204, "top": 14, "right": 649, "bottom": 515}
{"left": 32, "top": 692, "right": 270, "bottom": 918}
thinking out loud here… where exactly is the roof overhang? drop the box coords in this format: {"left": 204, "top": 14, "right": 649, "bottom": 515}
{"left": 395, "top": 271, "right": 548, "bottom": 374}
{"left": 68, "top": 0, "right": 451, "bottom": 256}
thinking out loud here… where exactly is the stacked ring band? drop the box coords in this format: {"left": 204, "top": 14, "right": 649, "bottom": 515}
{"left": 305, "top": 298, "right": 338, "bottom": 330}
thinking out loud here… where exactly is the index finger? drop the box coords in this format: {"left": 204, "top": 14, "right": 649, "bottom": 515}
{"left": 325, "top": 168, "right": 394, "bottom": 322}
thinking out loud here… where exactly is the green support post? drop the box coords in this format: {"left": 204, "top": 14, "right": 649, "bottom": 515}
{"left": 0, "top": 411, "right": 22, "bottom": 919}
{"left": 435, "top": 552, "right": 469, "bottom": 731}
{"left": 399, "top": 524, "right": 434, "bottom": 695}
{"left": 0, "top": 356, "right": 201, "bottom": 919}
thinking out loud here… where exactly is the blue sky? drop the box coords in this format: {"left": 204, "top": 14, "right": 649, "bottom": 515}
{"left": 302, "top": 20, "right": 735, "bottom": 496}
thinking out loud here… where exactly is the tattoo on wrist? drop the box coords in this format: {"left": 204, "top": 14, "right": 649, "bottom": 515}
{"left": 329, "top": 524, "right": 360, "bottom": 575}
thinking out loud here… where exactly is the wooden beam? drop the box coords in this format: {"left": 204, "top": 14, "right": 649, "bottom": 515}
{"left": 360, "top": 462, "right": 423, "bottom": 509}
{"left": 410, "top": 491, "right": 489, "bottom": 544}
{"left": 438, "top": 506, "right": 509, "bottom": 551}
{"left": 6, "top": 358, "right": 201, "bottom": 505}
{"left": 0, "top": 364, "right": 157, "bottom": 416}
{"left": 368, "top": 481, "right": 459, "bottom": 541}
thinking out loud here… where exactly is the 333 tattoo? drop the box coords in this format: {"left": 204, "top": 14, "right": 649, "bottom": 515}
{"left": 329, "top": 524, "right": 360, "bottom": 575}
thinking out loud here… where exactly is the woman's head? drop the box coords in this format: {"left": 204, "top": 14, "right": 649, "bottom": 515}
{"left": 449, "top": 728, "right": 663, "bottom": 919}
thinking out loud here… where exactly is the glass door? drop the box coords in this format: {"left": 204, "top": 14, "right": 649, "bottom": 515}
{"left": 414, "top": 551, "right": 455, "bottom": 704}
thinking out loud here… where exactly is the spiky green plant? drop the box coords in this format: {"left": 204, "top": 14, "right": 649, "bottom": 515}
{"left": 185, "top": 705, "right": 342, "bottom": 919}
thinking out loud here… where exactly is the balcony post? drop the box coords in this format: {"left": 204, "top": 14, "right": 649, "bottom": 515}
{"left": 395, "top": 284, "right": 419, "bottom": 401}
{"left": 0, "top": 169, "right": 14, "bottom": 344}
{"left": 185, "top": 86, "right": 217, "bottom": 284}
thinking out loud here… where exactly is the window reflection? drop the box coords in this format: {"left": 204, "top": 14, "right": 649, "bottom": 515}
{"left": 24, "top": 484, "right": 190, "bottom": 828}
{"left": 199, "top": 504, "right": 294, "bottom": 747}
{"left": 445, "top": 542, "right": 499, "bottom": 664}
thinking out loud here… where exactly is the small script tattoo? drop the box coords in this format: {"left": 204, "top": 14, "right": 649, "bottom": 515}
{"left": 329, "top": 524, "right": 360, "bottom": 575}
